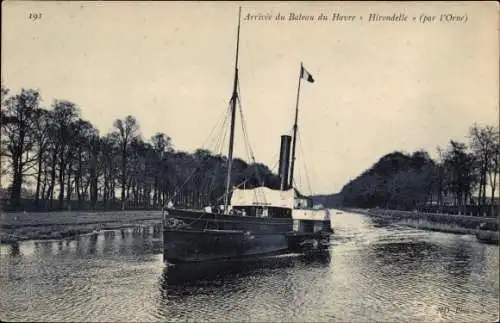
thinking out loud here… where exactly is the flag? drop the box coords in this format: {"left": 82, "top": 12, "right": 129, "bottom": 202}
{"left": 300, "top": 64, "right": 315, "bottom": 83}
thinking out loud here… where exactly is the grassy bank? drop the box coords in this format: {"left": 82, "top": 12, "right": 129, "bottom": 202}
{"left": 0, "top": 210, "right": 164, "bottom": 243}
{"left": 345, "top": 207, "right": 498, "bottom": 236}
{"left": 395, "top": 218, "right": 478, "bottom": 235}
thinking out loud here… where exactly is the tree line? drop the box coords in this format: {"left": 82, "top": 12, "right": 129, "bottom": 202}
{"left": 0, "top": 87, "right": 280, "bottom": 212}
{"left": 340, "top": 124, "right": 499, "bottom": 215}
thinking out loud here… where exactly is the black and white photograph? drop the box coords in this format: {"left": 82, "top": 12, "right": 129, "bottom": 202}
{"left": 1, "top": 1, "right": 498, "bottom": 322}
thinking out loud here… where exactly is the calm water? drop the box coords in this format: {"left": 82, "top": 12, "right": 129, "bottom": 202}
{"left": 1, "top": 212, "right": 498, "bottom": 322}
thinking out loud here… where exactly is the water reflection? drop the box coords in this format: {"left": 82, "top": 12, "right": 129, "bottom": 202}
{"left": 162, "top": 250, "right": 331, "bottom": 287}
{"left": 88, "top": 233, "right": 98, "bottom": 255}
{"left": 156, "top": 250, "right": 332, "bottom": 322}
{"left": 8, "top": 242, "right": 21, "bottom": 257}
{"left": 446, "top": 242, "right": 473, "bottom": 277}
{"left": 369, "top": 240, "right": 440, "bottom": 264}
{"left": 0, "top": 217, "right": 498, "bottom": 323}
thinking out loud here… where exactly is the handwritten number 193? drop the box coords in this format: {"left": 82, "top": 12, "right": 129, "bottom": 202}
{"left": 28, "top": 12, "right": 43, "bottom": 21}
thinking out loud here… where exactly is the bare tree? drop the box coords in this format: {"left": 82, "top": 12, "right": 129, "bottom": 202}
{"left": 150, "top": 132, "right": 172, "bottom": 207}
{"left": 52, "top": 100, "right": 80, "bottom": 209}
{"left": 71, "top": 119, "right": 98, "bottom": 208}
{"left": 487, "top": 128, "right": 499, "bottom": 205}
{"left": 442, "top": 141, "right": 477, "bottom": 210}
{"left": 1, "top": 89, "right": 40, "bottom": 209}
{"left": 0, "top": 87, "right": 283, "bottom": 212}
{"left": 32, "top": 108, "right": 52, "bottom": 208}
{"left": 469, "top": 124, "right": 498, "bottom": 205}
{"left": 112, "top": 115, "right": 139, "bottom": 210}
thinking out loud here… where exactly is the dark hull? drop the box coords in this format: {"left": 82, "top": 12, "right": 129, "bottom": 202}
{"left": 164, "top": 229, "right": 290, "bottom": 263}
{"left": 162, "top": 208, "right": 331, "bottom": 263}
{"left": 163, "top": 208, "right": 293, "bottom": 232}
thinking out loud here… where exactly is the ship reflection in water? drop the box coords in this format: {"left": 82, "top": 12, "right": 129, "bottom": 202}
{"left": 162, "top": 250, "right": 331, "bottom": 288}
{"left": 0, "top": 212, "right": 498, "bottom": 323}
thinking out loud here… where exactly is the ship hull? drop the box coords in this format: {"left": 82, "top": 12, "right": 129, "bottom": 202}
{"left": 162, "top": 208, "right": 331, "bottom": 263}
{"left": 163, "top": 208, "right": 293, "bottom": 263}
{"left": 163, "top": 229, "right": 290, "bottom": 263}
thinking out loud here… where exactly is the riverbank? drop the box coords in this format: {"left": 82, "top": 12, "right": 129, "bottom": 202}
{"left": 345, "top": 208, "right": 498, "bottom": 237}
{"left": 0, "top": 210, "right": 163, "bottom": 243}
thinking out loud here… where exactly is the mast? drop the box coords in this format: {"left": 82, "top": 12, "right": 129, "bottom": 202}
{"left": 289, "top": 62, "right": 303, "bottom": 188}
{"left": 223, "top": 7, "right": 242, "bottom": 214}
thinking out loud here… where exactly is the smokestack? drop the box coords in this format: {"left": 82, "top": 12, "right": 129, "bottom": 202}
{"left": 278, "top": 135, "right": 292, "bottom": 190}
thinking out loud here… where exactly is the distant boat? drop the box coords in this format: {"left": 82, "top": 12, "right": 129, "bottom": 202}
{"left": 475, "top": 222, "right": 499, "bottom": 245}
{"left": 162, "top": 7, "right": 332, "bottom": 264}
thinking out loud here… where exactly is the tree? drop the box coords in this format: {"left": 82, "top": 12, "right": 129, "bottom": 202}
{"left": 51, "top": 100, "right": 80, "bottom": 209}
{"left": 340, "top": 150, "right": 441, "bottom": 210}
{"left": 0, "top": 86, "right": 296, "bottom": 212}
{"left": 88, "top": 133, "right": 100, "bottom": 209}
{"left": 1, "top": 89, "right": 40, "bottom": 209}
{"left": 70, "top": 119, "right": 98, "bottom": 207}
{"left": 32, "top": 108, "right": 52, "bottom": 208}
{"left": 112, "top": 115, "right": 139, "bottom": 210}
{"left": 485, "top": 128, "right": 499, "bottom": 205}
{"left": 100, "top": 134, "right": 120, "bottom": 207}
{"left": 150, "top": 132, "right": 173, "bottom": 207}
{"left": 442, "top": 141, "right": 477, "bottom": 209}
{"left": 468, "top": 124, "right": 499, "bottom": 206}
{"left": 0, "top": 86, "right": 10, "bottom": 183}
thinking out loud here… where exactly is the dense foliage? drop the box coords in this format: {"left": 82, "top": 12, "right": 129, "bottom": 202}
{"left": 2, "top": 86, "right": 498, "bottom": 213}
{"left": 0, "top": 87, "right": 280, "bottom": 211}
{"left": 339, "top": 125, "right": 499, "bottom": 211}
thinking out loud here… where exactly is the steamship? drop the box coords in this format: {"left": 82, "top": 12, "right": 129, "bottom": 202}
{"left": 162, "top": 8, "right": 332, "bottom": 264}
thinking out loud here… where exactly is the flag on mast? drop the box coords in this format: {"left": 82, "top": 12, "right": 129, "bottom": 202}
{"left": 300, "top": 64, "right": 315, "bottom": 83}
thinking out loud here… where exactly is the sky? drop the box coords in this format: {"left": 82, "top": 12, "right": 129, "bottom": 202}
{"left": 2, "top": 1, "right": 498, "bottom": 194}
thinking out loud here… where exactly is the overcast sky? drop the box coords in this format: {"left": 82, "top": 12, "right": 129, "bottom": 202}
{"left": 2, "top": 1, "right": 498, "bottom": 194}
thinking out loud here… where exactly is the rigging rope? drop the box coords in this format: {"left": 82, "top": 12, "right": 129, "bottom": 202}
{"left": 167, "top": 73, "right": 303, "bottom": 208}
{"left": 212, "top": 100, "right": 232, "bottom": 156}
{"left": 237, "top": 99, "right": 268, "bottom": 204}
{"left": 202, "top": 101, "right": 231, "bottom": 153}
{"left": 213, "top": 176, "right": 255, "bottom": 205}
{"left": 236, "top": 100, "right": 255, "bottom": 162}
{"left": 204, "top": 100, "right": 232, "bottom": 200}
{"left": 297, "top": 129, "right": 313, "bottom": 196}
{"left": 168, "top": 160, "right": 203, "bottom": 206}
{"left": 237, "top": 100, "right": 254, "bottom": 163}
{"left": 166, "top": 100, "right": 233, "bottom": 206}
{"left": 236, "top": 79, "right": 270, "bottom": 205}
{"left": 236, "top": 79, "right": 258, "bottom": 166}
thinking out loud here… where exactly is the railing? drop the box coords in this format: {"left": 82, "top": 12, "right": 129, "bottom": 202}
{"left": 0, "top": 198, "right": 161, "bottom": 213}
{"left": 417, "top": 205, "right": 499, "bottom": 218}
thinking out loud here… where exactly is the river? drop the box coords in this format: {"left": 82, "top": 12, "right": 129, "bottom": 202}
{"left": 1, "top": 211, "right": 498, "bottom": 322}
